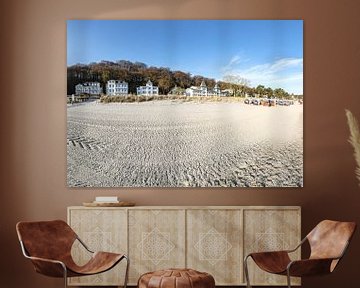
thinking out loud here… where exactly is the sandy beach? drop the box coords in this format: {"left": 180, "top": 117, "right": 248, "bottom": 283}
{"left": 67, "top": 100, "right": 303, "bottom": 187}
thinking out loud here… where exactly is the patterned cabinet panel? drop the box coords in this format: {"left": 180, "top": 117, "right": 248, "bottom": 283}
{"left": 187, "top": 209, "right": 243, "bottom": 285}
{"left": 243, "top": 208, "right": 301, "bottom": 286}
{"left": 128, "top": 209, "right": 186, "bottom": 284}
{"left": 68, "top": 208, "right": 127, "bottom": 286}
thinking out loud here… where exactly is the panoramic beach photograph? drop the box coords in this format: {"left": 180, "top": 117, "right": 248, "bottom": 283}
{"left": 67, "top": 20, "right": 303, "bottom": 187}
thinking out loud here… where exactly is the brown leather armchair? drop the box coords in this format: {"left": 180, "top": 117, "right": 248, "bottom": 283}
{"left": 244, "top": 220, "right": 356, "bottom": 288}
{"left": 16, "top": 220, "right": 129, "bottom": 288}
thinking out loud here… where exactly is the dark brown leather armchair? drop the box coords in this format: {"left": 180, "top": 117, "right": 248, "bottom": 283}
{"left": 244, "top": 220, "right": 356, "bottom": 288}
{"left": 16, "top": 220, "right": 129, "bottom": 288}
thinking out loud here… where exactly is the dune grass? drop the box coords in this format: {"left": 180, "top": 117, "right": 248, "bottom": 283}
{"left": 100, "top": 94, "right": 244, "bottom": 104}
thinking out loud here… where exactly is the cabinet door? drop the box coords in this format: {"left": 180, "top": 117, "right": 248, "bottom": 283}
{"left": 187, "top": 209, "right": 243, "bottom": 285}
{"left": 68, "top": 208, "right": 127, "bottom": 286}
{"left": 243, "top": 209, "right": 301, "bottom": 286}
{"left": 128, "top": 209, "right": 186, "bottom": 284}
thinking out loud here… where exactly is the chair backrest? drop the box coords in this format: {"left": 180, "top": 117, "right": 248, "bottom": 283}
{"left": 16, "top": 220, "right": 77, "bottom": 261}
{"left": 307, "top": 220, "right": 356, "bottom": 261}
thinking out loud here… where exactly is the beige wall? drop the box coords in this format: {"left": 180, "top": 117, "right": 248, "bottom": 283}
{"left": 1, "top": 0, "right": 360, "bottom": 287}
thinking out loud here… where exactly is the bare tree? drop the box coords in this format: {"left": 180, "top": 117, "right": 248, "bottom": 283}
{"left": 222, "top": 74, "right": 250, "bottom": 97}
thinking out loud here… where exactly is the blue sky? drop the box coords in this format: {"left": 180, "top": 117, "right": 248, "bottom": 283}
{"left": 67, "top": 20, "right": 303, "bottom": 94}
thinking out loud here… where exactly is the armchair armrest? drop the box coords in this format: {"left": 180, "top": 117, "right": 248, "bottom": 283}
{"left": 25, "top": 255, "right": 67, "bottom": 277}
{"left": 19, "top": 240, "right": 67, "bottom": 277}
{"left": 286, "top": 237, "right": 307, "bottom": 253}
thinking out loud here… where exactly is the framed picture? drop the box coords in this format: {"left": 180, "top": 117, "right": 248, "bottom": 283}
{"left": 67, "top": 20, "right": 303, "bottom": 187}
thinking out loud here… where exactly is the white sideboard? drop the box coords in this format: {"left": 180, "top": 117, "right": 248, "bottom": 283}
{"left": 67, "top": 206, "right": 301, "bottom": 286}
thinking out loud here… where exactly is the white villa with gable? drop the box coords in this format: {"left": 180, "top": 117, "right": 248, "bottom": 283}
{"left": 137, "top": 80, "right": 159, "bottom": 96}
{"left": 75, "top": 82, "right": 102, "bottom": 95}
{"left": 185, "top": 81, "right": 225, "bottom": 97}
{"left": 106, "top": 80, "right": 128, "bottom": 95}
{"left": 186, "top": 80, "right": 208, "bottom": 96}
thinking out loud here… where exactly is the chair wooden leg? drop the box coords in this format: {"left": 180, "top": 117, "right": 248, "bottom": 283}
{"left": 244, "top": 255, "right": 252, "bottom": 288}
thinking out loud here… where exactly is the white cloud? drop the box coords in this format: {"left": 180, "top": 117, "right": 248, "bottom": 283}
{"left": 222, "top": 57, "right": 303, "bottom": 94}
{"left": 229, "top": 55, "right": 241, "bottom": 66}
{"left": 222, "top": 53, "right": 250, "bottom": 73}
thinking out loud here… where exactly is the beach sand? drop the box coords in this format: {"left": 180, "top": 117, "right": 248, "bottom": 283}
{"left": 67, "top": 100, "right": 303, "bottom": 187}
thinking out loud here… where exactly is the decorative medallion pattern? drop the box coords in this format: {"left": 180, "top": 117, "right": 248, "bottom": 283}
{"left": 194, "top": 227, "right": 232, "bottom": 265}
{"left": 138, "top": 228, "right": 175, "bottom": 265}
{"left": 84, "top": 227, "right": 113, "bottom": 252}
{"left": 252, "top": 228, "right": 287, "bottom": 252}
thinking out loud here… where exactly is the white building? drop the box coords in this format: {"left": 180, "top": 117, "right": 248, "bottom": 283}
{"left": 185, "top": 81, "right": 226, "bottom": 97}
{"left": 75, "top": 82, "right": 102, "bottom": 96}
{"left": 137, "top": 80, "right": 159, "bottom": 96}
{"left": 210, "top": 83, "right": 222, "bottom": 96}
{"left": 106, "top": 80, "right": 128, "bottom": 96}
{"left": 185, "top": 80, "right": 207, "bottom": 96}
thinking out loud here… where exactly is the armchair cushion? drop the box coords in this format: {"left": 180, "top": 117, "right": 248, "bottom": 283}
{"left": 66, "top": 251, "right": 124, "bottom": 276}
{"left": 250, "top": 251, "right": 291, "bottom": 274}
{"left": 287, "top": 258, "right": 334, "bottom": 277}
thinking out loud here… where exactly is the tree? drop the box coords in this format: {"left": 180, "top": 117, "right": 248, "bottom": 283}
{"left": 101, "top": 70, "right": 110, "bottom": 85}
{"left": 205, "top": 78, "right": 216, "bottom": 88}
{"left": 173, "top": 71, "right": 191, "bottom": 88}
{"left": 274, "top": 88, "right": 287, "bottom": 99}
{"left": 192, "top": 75, "right": 204, "bottom": 86}
{"left": 243, "top": 86, "right": 255, "bottom": 97}
{"left": 169, "top": 86, "right": 186, "bottom": 95}
{"left": 223, "top": 75, "right": 250, "bottom": 97}
{"left": 265, "top": 87, "right": 274, "bottom": 98}
{"left": 157, "top": 68, "right": 173, "bottom": 94}
{"left": 255, "top": 85, "right": 265, "bottom": 98}
{"left": 158, "top": 76, "right": 172, "bottom": 95}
